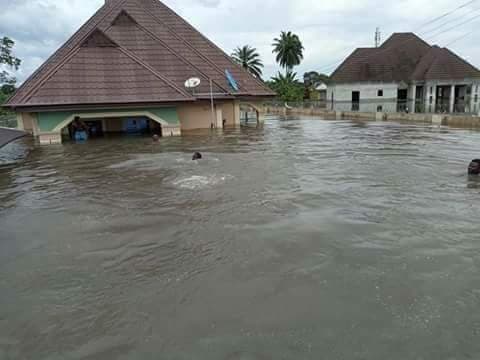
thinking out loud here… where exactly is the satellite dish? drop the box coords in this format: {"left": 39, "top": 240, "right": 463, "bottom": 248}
{"left": 185, "top": 77, "right": 201, "bottom": 89}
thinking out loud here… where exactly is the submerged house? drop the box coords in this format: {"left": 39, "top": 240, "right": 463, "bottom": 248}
{"left": 4, "top": 0, "right": 274, "bottom": 144}
{"left": 327, "top": 33, "right": 480, "bottom": 115}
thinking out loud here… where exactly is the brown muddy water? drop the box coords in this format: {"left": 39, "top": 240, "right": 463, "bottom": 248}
{"left": 1, "top": 116, "right": 480, "bottom": 360}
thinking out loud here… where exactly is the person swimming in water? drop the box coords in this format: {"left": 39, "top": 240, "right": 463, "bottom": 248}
{"left": 152, "top": 134, "right": 160, "bottom": 142}
{"left": 192, "top": 152, "right": 202, "bottom": 160}
{"left": 468, "top": 159, "right": 480, "bottom": 175}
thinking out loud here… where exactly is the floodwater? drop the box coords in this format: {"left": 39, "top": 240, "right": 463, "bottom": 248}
{"left": 1, "top": 116, "right": 480, "bottom": 360}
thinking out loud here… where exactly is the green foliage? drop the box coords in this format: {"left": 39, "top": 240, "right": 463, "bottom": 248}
{"left": 303, "top": 71, "right": 330, "bottom": 100}
{"left": 231, "top": 45, "right": 264, "bottom": 79}
{"left": 272, "top": 31, "right": 304, "bottom": 74}
{"left": 304, "top": 71, "right": 330, "bottom": 86}
{"left": 0, "top": 36, "right": 20, "bottom": 118}
{"left": 268, "top": 72, "right": 304, "bottom": 103}
{"left": 1, "top": 36, "right": 21, "bottom": 90}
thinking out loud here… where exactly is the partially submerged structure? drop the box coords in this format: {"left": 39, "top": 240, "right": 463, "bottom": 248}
{"left": 328, "top": 33, "right": 480, "bottom": 114}
{"left": 0, "top": 127, "right": 26, "bottom": 149}
{"left": 4, "top": 0, "right": 274, "bottom": 144}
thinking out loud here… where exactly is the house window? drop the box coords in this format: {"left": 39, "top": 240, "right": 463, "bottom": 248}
{"left": 378, "top": 89, "right": 383, "bottom": 97}
{"left": 377, "top": 105, "right": 383, "bottom": 112}
{"left": 475, "top": 94, "right": 478, "bottom": 103}
{"left": 430, "top": 87, "right": 433, "bottom": 94}
{"left": 429, "top": 96, "right": 433, "bottom": 104}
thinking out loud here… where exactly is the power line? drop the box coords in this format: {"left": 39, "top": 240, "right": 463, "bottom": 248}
{"left": 444, "top": 28, "right": 477, "bottom": 47}
{"left": 418, "top": 6, "right": 480, "bottom": 36}
{"left": 315, "top": 1, "right": 479, "bottom": 74}
{"left": 414, "top": 0, "right": 478, "bottom": 31}
{"left": 425, "top": 12, "right": 480, "bottom": 41}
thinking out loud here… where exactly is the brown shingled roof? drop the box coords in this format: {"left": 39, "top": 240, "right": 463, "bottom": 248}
{"left": 331, "top": 32, "right": 480, "bottom": 83}
{"left": 6, "top": 0, "right": 274, "bottom": 109}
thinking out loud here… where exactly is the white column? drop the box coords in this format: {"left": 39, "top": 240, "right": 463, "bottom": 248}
{"left": 449, "top": 85, "right": 455, "bottom": 113}
{"left": 233, "top": 100, "right": 241, "bottom": 126}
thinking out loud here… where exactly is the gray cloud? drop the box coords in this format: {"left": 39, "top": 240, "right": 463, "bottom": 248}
{"left": 1, "top": 0, "right": 479, "bottom": 83}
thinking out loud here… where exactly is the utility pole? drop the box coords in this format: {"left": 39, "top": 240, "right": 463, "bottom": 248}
{"left": 375, "top": 27, "right": 381, "bottom": 47}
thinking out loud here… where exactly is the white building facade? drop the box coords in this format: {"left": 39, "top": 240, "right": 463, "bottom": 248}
{"left": 328, "top": 80, "right": 480, "bottom": 115}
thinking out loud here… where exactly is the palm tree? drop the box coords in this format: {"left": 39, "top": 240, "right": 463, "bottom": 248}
{"left": 271, "top": 71, "right": 298, "bottom": 86}
{"left": 231, "top": 45, "right": 264, "bottom": 79}
{"left": 272, "top": 31, "right": 304, "bottom": 74}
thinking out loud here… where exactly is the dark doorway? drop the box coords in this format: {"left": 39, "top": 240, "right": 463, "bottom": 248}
{"left": 436, "top": 86, "right": 451, "bottom": 113}
{"left": 454, "top": 85, "right": 467, "bottom": 113}
{"left": 415, "top": 86, "right": 424, "bottom": 113}
{"left": 397, "top": 89, "right": 408, "bottom": 112}
{"left": 352, "top": 91, "right": 360, "bottom": 111}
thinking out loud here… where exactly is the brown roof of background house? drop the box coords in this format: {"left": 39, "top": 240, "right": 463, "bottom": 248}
{"left": 6, "top": 0, "right": 274, "bottom": 109}
{"left": 331, "top": 32, "right": 480, "bottom": 83}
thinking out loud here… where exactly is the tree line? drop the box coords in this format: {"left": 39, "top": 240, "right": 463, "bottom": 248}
{"left": 231, "top": 31, "right": 330, "bottom": 103}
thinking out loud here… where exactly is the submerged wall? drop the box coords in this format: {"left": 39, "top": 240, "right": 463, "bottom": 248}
{"left": 327, "top": 82, "right": 399, "bottom": 113}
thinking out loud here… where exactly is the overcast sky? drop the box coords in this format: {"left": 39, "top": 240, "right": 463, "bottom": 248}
{"left": 1, "top": 0, "right": 479, "bottom": 84}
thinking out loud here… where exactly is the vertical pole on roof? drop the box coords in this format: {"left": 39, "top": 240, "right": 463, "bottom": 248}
{"left": 210, "top": 79, "right": 215, "bottom": 129}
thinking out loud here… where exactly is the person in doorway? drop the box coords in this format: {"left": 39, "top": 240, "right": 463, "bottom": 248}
{"left": 71, "top": 117, "right": 89, "bottom": 141}
{"left": 468, "top": 159, "right": 480, "bottom": 175}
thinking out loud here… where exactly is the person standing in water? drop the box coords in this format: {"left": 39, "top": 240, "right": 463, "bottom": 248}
{"left": 71, "top": 117, "right": 89, "bottom": 141}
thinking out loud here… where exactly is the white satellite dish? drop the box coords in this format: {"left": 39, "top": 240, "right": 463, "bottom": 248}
{"left": 185, "top": 77, "right": 201, "bottom": 89}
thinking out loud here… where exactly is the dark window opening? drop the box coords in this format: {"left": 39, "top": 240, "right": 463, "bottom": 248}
{"left": 352, "top": 91, "right": 360, "bottom": 111}
{"left": 430, "top": 87, "right": 433, "bottom": 94}
{"left": 378, "top": 90, "right": 383, "bottom": 97}
{"left": 475, "top": 95, "right": 478, "bottom": 103}
{"left": 377, "top": 105, "right": 383, "bottom": 112}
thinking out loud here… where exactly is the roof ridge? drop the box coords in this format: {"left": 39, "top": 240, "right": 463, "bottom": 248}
{"left": 148, "top": 0, "right": 271, "bottom": 93}
{"left": 131, "top": 0, "right": 240, "bottom": 94}
{"left": 116, "top": 47, "right": 194, "bottom": 99}
{"left": 7, "top": 0, "right": 129, "bottom": 106}
{"left": 120, "top": 7, "right": 230, "bottom": 94}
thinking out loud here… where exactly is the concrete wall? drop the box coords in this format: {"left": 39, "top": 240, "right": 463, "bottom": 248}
{"left": 177, "top": 102, "right": 214, "bottom": 130}
{"left": 177, "top": 100, "right": 243, "bottom": 130}
{"left": 219, "top": 101, "right": 240, "bottom": 127}
{"left": 327, "top": 82, "right": 399, "bottom": 113}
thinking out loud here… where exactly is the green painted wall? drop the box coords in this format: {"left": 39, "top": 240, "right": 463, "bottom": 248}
{"left": 36, "top": 107, "right": 180, "bottom": 132}
{"left": 37, "top": 112, "right": 71, "bottom": 132}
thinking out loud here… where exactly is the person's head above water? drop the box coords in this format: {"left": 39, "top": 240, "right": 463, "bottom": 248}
{"left": 468, "top": 159, "right": 480, "bottom": 175}
{"left": 192, "top": 152, "right": 202, "bottom": 160}
{"left": 152, "top": 134, "right": 160, "bottom": 142}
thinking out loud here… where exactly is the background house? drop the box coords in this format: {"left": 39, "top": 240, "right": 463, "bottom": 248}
{"left": 327, "top": 33, "right": 480, "bottom": 115}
